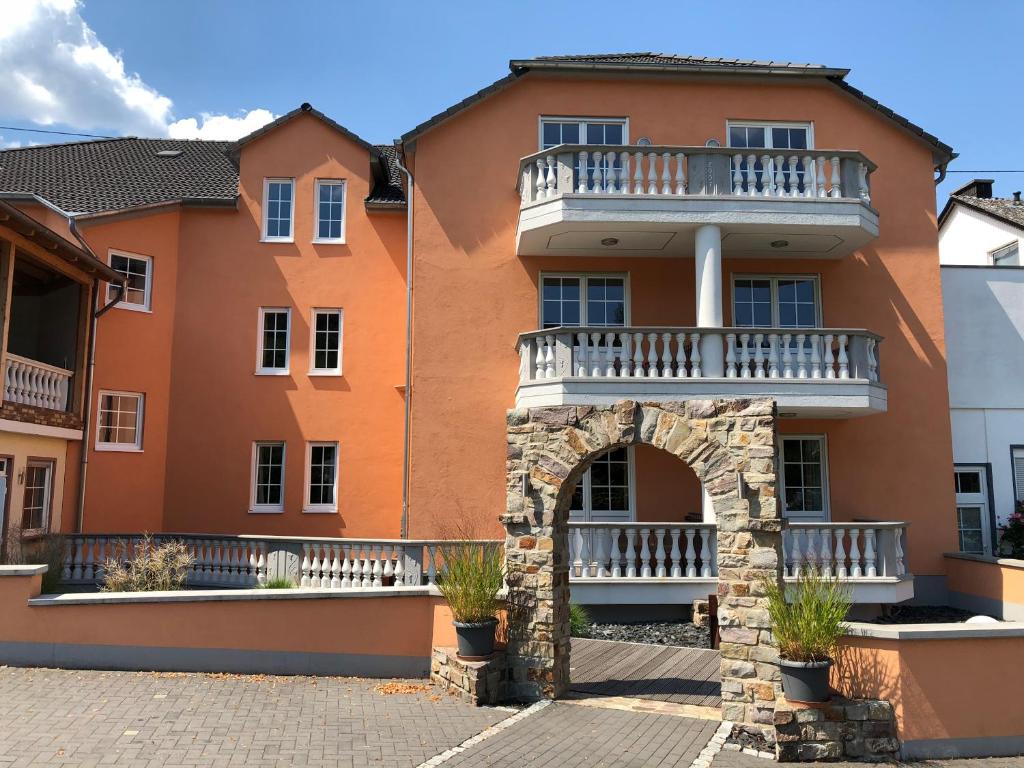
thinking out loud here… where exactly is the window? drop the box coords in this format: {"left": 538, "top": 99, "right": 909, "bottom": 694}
{"left": 541, "top": 274, "right": 627, "bottom": 328}
{"left": 991, "top": 242, "right": 1020, "bottom": 267}
{"left": 733, "top": 276, "right": 820, "bottom": 328}
{"left": 257, "top": 308, "right": 291, "bottom": 374}
{"left": 954, "top": 466, "right": 990, "bottom": 554}
{"left": 1013, "top": 448, "right": 1024, "bottom": 503}
{"left": 780, "top": 436, "right": 828, "bottom": 520}
{"left": 107, "top": 251, "right": 152, "bottom": 311}
{"left": 727, "top": 122, "right": 813, "bottom": 194}
{"left": 304, "top": 442, "right": 338, "bottom": 513}
{"left": 569, "top": 447, "right": 633, "bottom": 522}
{"left": 251, "top": 442, "right": 285, "bottom": 513}
{"left": 540, "top": 117, "right": 628, "bottom": 192}
{"left": 96, "top": 391, "right": 144, "bottom": 451}
{"left": 314, "top": 180, "right": 346, "bottom": 243}
{"left": 262, "top": 179, "right": 294, "bottom": 241}
{"left": 21, "top": 460, "right": 53, "bottom": 531}
{"left": 310, "top": 309, "right": 343, "bottom": 375}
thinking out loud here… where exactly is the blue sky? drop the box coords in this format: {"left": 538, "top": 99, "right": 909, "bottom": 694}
{"left": 2, "top": 0, "right": 1022, "bottom": 202}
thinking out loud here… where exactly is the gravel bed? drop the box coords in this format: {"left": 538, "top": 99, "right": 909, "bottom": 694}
{"left": 583, "top": 621, "right": 711, "bottom": 647}
{"left": 865, "top": 605, "right": 986, "bottom": 624}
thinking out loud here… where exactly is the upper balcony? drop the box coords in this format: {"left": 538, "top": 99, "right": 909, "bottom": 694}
{"left": 516, "top": 145, "right": 878, "bottom": 258}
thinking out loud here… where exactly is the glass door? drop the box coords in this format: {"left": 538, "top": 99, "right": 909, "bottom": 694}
{"left": 954, "top": 467, "right": 990, "bottom": 554}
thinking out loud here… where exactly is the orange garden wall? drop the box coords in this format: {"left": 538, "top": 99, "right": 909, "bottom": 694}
{"left": 945, "top": 554, "right": 1024, "bottom": 620}
{"left": 835, "top": 629, "right": 1024, "bottom": 758}
{"left": 0, "top": 568, "right": 454, "bottom": 677}
{"left": 405, "top": 72, "right": 957, "bottom": 579}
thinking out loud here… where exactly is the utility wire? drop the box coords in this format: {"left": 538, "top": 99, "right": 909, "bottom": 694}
{"left": 0, "top": 125, "right": 116, "bottom": 139}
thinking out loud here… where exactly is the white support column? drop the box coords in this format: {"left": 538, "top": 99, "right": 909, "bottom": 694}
{"left": 702, "top": 484, "right": 716, "bottom": 523}
{"left": 695, "top": 224, "right": 724, "bottom": 377}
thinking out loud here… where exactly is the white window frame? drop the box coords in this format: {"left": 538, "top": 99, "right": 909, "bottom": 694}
{"left": 990, "top": 241, "right": 1020, "bottom": 267}
{"left": 730, "top": 274, "right": 823, "bottom": 328}
{"left": 303, "top": 441, "right": 339, "bottom": 514}
{"left": 261, "top": 178, "right": 295, "bottom": 243}
{"left": 95, "top": 390, "right": 145, "bottom": 452}
{"left": 954, "top": 465, "right": 992, "bottom": 554}
{"left": 106, "top": 250, "right": 153, "bottom": 312}
{"left": 725, "top": 120, "right": 815, "bottom": 150}
{"left": 538, "top": 116, "right": 630, "bottom": 150}
{"left": 312, "top": 179, "right": 347, "bottom": 244}
{"left": 778, "top": 434, "right": 830, "bottom": 521}
{"left": 256, "top": 307, "right": 291, "bottom": 375}
{"left": 309, "top": 308, "right": 344, "bottom": 376}
{"left": 250, "top": 441, "right": 286, "bottom": 514}
{"left": 1012, "top": 447, "right": 1024, "bottom": 504}
{"left": 21, "top": 459, "right": 53, "bottom": 533}
{"left": 538, "top": 272, "right": 631, "bottom": 327}
{"left": 568, "top": 446, "right": 638, "bottom": 523}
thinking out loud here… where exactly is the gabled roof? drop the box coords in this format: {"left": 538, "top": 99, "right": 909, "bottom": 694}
{"left": 0, "top": 138, "right": 237, "bottom": 215}
{"left": 939, "top": 186, "right": 1024, "bottom": 232}
{"left": 228, "top": 102, "right": 375, "bottom": 157}
{"left": 402, "top": 52, "right": 954, "bottom": 165}
{"left": 366, "top": 144, "right": 406, "bottom": 208}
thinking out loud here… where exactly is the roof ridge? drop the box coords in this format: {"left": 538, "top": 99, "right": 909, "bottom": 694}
{"left": 0, "top": 135, "right": 131, "bottom": 154}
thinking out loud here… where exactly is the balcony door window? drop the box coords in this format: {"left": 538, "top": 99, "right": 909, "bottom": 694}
{"left": 955, "top": 467, "right": 991, "bottom": 554}
{"left": 569, "top": 447, "right": 634, "bottom": 523}
{"left": 779, "top": 436, "right": 828, "bottom": 521}
{"left": 541, "top": 274, "right": 628, "bottom": 329}
{"left": 21, "top": 460, "right": 53, "bottom": 532}
{"left": 727, "top": 122, "right": 812, "bottom": 194}
{"left": 540, "top": 118, "right": 627, "bottom": 192}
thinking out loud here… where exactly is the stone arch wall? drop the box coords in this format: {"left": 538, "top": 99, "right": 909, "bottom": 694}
{"left": 501, "top": 399, "right": 782, "bottom": 736}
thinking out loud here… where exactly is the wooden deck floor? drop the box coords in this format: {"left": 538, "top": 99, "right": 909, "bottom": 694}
{"left": 569, "top": 638, "right": 721, "bottom": 708}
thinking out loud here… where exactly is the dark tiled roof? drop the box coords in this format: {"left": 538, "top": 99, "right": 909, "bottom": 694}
{"left": 941, "top": 194, "right": 1024, "bottom": 232}
{"left": 366, "top": 144, "right": 406, "bottom": 206}
{"left": 0, "top": 138, "right": 237, "bottom": 214}
{"left": 521, "top": 52, "right": 844, "bottom": 73}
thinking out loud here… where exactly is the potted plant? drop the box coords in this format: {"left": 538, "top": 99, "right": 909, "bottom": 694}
{"left": 436, "top": 542, "right": 504, "bottom": 659}
{"left": 998, "top": 503, "right": 1024, "bottom": 558}
{"left": 763, "top": 568, "right": 851, "bottom": 703}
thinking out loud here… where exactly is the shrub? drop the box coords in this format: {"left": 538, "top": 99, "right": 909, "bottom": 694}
{"left": 998, "top": 503, "right": 1024, "bottom": 558}
{"left": 763, "top": 569, "right": 850, "bottom": 663}
{"left": 102, "top": 536, "right": 194, "bottom": 592}
{"left": 436, "top": 543, "right": 504, "bottom": 624}
{"left": 1, "top": 527, "right": 64, "bottom": 593}
{"left": 260, "top": 576, "right": 296, "bottom": 589}
{"left": 569, "top": 603, "right": 591, "bottom": 638}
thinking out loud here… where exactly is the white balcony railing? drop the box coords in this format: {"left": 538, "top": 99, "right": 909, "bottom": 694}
{"left": 2, "top": 353, "right": 72, "bottom": 412}
{"left": 520, "top": 327, "right": 881, "bottom": 383}
{"left": 570, "top": 522, "right": 716, "bottom": 579}
{"left": 783, "top": 522, "right": 907, "bottom": 580}
{"left": 520, "top": 145, "right": 874, "bottom": 205}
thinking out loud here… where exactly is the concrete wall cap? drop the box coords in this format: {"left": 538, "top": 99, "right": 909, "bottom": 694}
{"left": 945, "top": 552, "right": 1024, "bottom": 570}
{"left": 0, "top": 565, "right": 49, "bottom": 576}
{"left": 28, "top": 585, "right": 441, "bottom": 606}
{"left": 844, "top": 620, "right": 1024, "bottom": 640}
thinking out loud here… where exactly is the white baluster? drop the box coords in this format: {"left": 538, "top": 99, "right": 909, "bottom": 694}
{"left": 834, "top": 529, "right": 848, "bottom": 578}
{"left": 674, "top": 333, "right": 687, "bottom": 378}
{"left": 867, "top": 338, "right": 879, "bottom": 382}
{"left": 576, "top": 332, "right": 589, "bottom": 377}
{"left": 802, "top": 155, "right": 815, "bottom": 197}
{"left": 82, "top": 538, "right": 95, "bottom": 582}
{"left": 725, "top": 333, "right": 737, "bottom": 378}
{"left": 790, "top": 529, "right": 803, "bottom": 577}
{"left": 605, "top": 332, "right": 617, "bottom": 377}
{"left": 689, "top": 332, "right": 702, "bottom": 378}
{"left": 675, "top": 152, "right": 686, "bottom": 194}
{"left": 864, "top": 529, "right": 877, "bottom": 578}
{"left": 592, "top": 151, "right": 604, "bottom": 193}
{"left": 684, "top": 528, "right": 697, "bottom": 578}
{"left": 732, "top": 154, "right": 743, "bottom": 195}
{"left": 816, "top": 156, "right": 827, "bottom": 198}
{"left": 832, "top": 157, "right": 843, "bottom": 199}
{"left": 837, "top": 334, "right": 850, "bottom": 379}
{"left": 639, "top": 529, "right": 652, "bottom": 578}
{"left": 768, "top": 334, "right": 781, "bottom": 378}
{"left": 581, "top": 529, "right": 593, "bottom": 577}
{"left": 632, "top": 332, "right": 645, "bottom": 377}
{"left": 894, "top": 528, "right": 905, "bottom": 577}
{"left": 803, "top": 529, "right": 818, "bottom": 572}
{"left": 545, "top": 155, "right": 557, "bottom": 197}
{"left": 633, "top": 151, "right": 643, "bottom": 195}
{"left": 787, "top": 156, "right": 799, "bottom": 196}
{"left": 774, "top": 155, "right": 785, "bottom": 196}
{"left": 647, "top": 152, "right": 657, "bottom": 194}
{"left": 331, "top": 545, "right": 343, "bottom": 588}
{"left": 590, "top": 332, "right": 603, "bottom": 377}
{"left": 761, "top": 154, "right": 774, "bottom": 196}
{"left": 646, "top": 332, "right": 658, "bottom": 379}
{"left": 619, "top": 332, "right": 632, "bottom": 377}
{"left": 572, "top": 527, "right": 584, "bottom": 577}
{"left": 654, "top": 529, "right": 667, "bottom": 577}
{"left": 660, "top": 332, "right": 673, "bottom": 377}
{"left": 819, "top": 529, "right": 833, "bottom": 577}
{"left": 660, "top": 152, "right": 671, "bottom": 195}
{"left": 753, "top": 334, "right": 765, "bottom": 379}
{"left": 535, "top": 158, "right": 546, "bottom": 200}
{"left": 857, "top": 162, "right": 870, "bottom": 203}
{"left": 738, "top": 333, "right": 750, "bottom": 378}
{"left": 850, "top": 530, "right": 863, "bottom": 578}
{"left": 427, "top": 545, "right": 438, "bottom": 586}
{"left": 256, "top": 545, "right": 267, "bottom": 586}
{"left": 781, "top": 334, "right": 793, "bottom": 378}
{"left": 669, "top": 528, "right": 682, "bottom": 577}
{"left": 620, "top": 152, "right": 631, "bottom": 194}
{"left": 544, "top": 334, "right": 556, "bottom": 378}
{"left": 361, "top": 547, "right": 373, "bottom": 588}
{"left": 300, "top": 545, "right": 312, "bottom": 587}
{"left": 595, "top": 529, "right": 608, "bottom": 578}
{"left": 611, "top": 528, "right": 624, "bottom": 577}
{"left": 534, "top": 338, "right": 545, "bottom": 380}
{"left": 699, "top": 528, "right": 713, "bottom": 577}
{"left": 393, "top": 546, "right": 405, "bottom": 586}
{"left": 795, "top": 334, "right": 807, "bottom": 378}
{"left": 809, "top": 334, "right": 822, "bottom": 379}
{"left": 310, "top": 546, "right": 322, "bottom": 589}
{"left": 605, "top": 151, "right": 617, "bottom": 194}
{"left": 371, "top": 545, "right": 383, "bottom": 587}
{"left": 745, "top": 153, "right": 757, "bottom": 196}
{"left": 823, "top": 334, "right": 836, "bottom": 379}
{"left": 577, "top": 151, "right": 589, "bottom": 194}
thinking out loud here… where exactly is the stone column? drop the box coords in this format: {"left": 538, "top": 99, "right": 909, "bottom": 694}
{"left": 695, "top": 224, "right": 724, "bottom": 377}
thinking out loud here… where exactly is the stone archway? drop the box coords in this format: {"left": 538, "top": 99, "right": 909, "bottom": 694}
{"left": 501, "top": 398, "right": 782, "bottom": 736}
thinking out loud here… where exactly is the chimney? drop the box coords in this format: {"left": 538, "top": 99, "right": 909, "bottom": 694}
{"left": 1014, "top": 191, "right": 1022, "bottom": 206}
{"left": 953, "top": 178, "right": 994, "bottom": 199}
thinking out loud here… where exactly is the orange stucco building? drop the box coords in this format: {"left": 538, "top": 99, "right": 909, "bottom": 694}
{"left": 0, "top": 55, "right": 960, "bottom": 601}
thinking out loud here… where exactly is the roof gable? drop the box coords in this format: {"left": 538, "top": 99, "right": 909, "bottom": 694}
{"left": 229, "top": 103, "right": 374, "bottom": 158}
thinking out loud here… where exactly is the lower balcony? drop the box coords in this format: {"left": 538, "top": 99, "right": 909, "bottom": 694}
{"left": 3, "top": 353, "right": 73, "bottom": 412}
{"left": 516, "top": 326, "right": 886, "bottom": 417}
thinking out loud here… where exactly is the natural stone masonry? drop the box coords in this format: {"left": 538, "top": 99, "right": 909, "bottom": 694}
{"left": 773, "top": 696, "right": 900, "bottom": 762}
{"left": 0, "top": 401, "right": 82, "bottom": 431}
{"left": 501, "top": 399, "right": 782, "bottom": 738}
{"left": 431, "top": 647, "right": 509, "bottom": 706}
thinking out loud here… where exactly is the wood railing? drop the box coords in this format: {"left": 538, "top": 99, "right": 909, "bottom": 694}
{"left": 3, "top": 353, "right": 72, "bottom": 411}
{"left": 519, "top": 327, "right": 881, "bottom": 383}
{"left": 519, "top": 145, "right": 875, "bottom": 205}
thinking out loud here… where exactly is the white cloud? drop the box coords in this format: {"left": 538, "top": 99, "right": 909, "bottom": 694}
{"left": 0, "top": 0, "right": 275, "bottom": 140}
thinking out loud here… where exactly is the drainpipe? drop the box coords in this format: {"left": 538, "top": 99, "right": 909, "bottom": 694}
{"left": 394, "top": 144, "right": 414, "bottom": 539}
{"left": 935, "top": 161, "right": 949, "bottom": 186}
{"left": 69, "top": 216, "right": 123, "bottom": 533}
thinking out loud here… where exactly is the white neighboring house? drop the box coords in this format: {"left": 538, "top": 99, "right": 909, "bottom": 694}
{"left": 938, "top": 179, "right": 1024, "bottom": 555}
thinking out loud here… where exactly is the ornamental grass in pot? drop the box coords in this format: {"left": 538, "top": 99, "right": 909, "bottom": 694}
{"left": 436, "top": 543, "right": 504, "bottom": 659}
{"left": 763, "top": 569, "right": 851, "bottom": 703}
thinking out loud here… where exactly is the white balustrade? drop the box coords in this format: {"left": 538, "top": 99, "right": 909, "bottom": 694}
{"left": 3, "top": 353, "right": 72, "bottom": 411}
{"left": 568, "top": 523, "right": 717, "bottom": 581}
{"left": 784, "top": 523, "right": 908, "bottom": 580}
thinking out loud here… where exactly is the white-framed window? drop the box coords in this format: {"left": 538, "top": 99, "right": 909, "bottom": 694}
{"left": 257, "top": 307, "right": 291, "bottom": 375}
{"left": 732, "top": 275, "right": 821, "bottom": 329}
{"left": 991, "top": 241, "right": 1020, "bottom": 267}
{"left": 779, "top": 436, "right": 829, "bottom": 520}
{"left": 540, "top": 273, "right": 629, "bottom": 328}
{"left": 107, "top": 251, "right": 152, "bottom": 311}
{"left": 954, "top": 466, "right": 991, "bottom": 554}
{"left": 304, "top": 441, "right": 338, "bottom": 513}
{"left": 251, "top": 441, "right": 286, "bottom": 513}
{"left": 1012, "top": 448, "right": 1024, "bottom": 504}
{"left": 727, "top": 121, "right": 814, "bottom": 194}
{"left": 540, "top": 117, "right": 629, "bottom": 192}
{"left": 314, "top": 179, "right": 346, "bottom": 243}
{"left": 95, "top": 391, "right": 144, "bottom": 451}
{"left": 262, "top": 178, "right": 294, "bottom": 242}
{"left": 309, "top": 308, "right": 343, "bottom": 375}
{"left": 569, "top": 447, "right": 635, "bottom": 522}
{"left": 21, "top": 460, "right": 53, "bottom": 532}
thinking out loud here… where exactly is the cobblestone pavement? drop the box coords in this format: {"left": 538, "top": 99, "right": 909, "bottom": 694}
{"left": 712, "top": 745, "right": 1024, "bottom": 767}
{"left": 0, "top": 667, "right": 508, "bottom": 768}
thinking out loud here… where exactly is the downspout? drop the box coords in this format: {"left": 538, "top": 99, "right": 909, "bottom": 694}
{"left": 935, "top": 161, "right": 950, "bottom": 186}
{"left": 69, "top": 216, "right": 123, "bottom": 533}
{"left": 394, "top": 144, "right": 414, "bottom": 539}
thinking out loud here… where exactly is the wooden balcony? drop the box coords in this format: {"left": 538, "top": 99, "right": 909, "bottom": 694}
{"left": 517, "top": 145, "right": 878, "bottom": 258}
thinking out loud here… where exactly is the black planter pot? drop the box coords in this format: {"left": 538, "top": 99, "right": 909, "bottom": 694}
{"left": 453, "top": 618, "right": 498, "bottom": 659}
{"left": 780, "top": 658, "right": 833, "bottom": 703}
